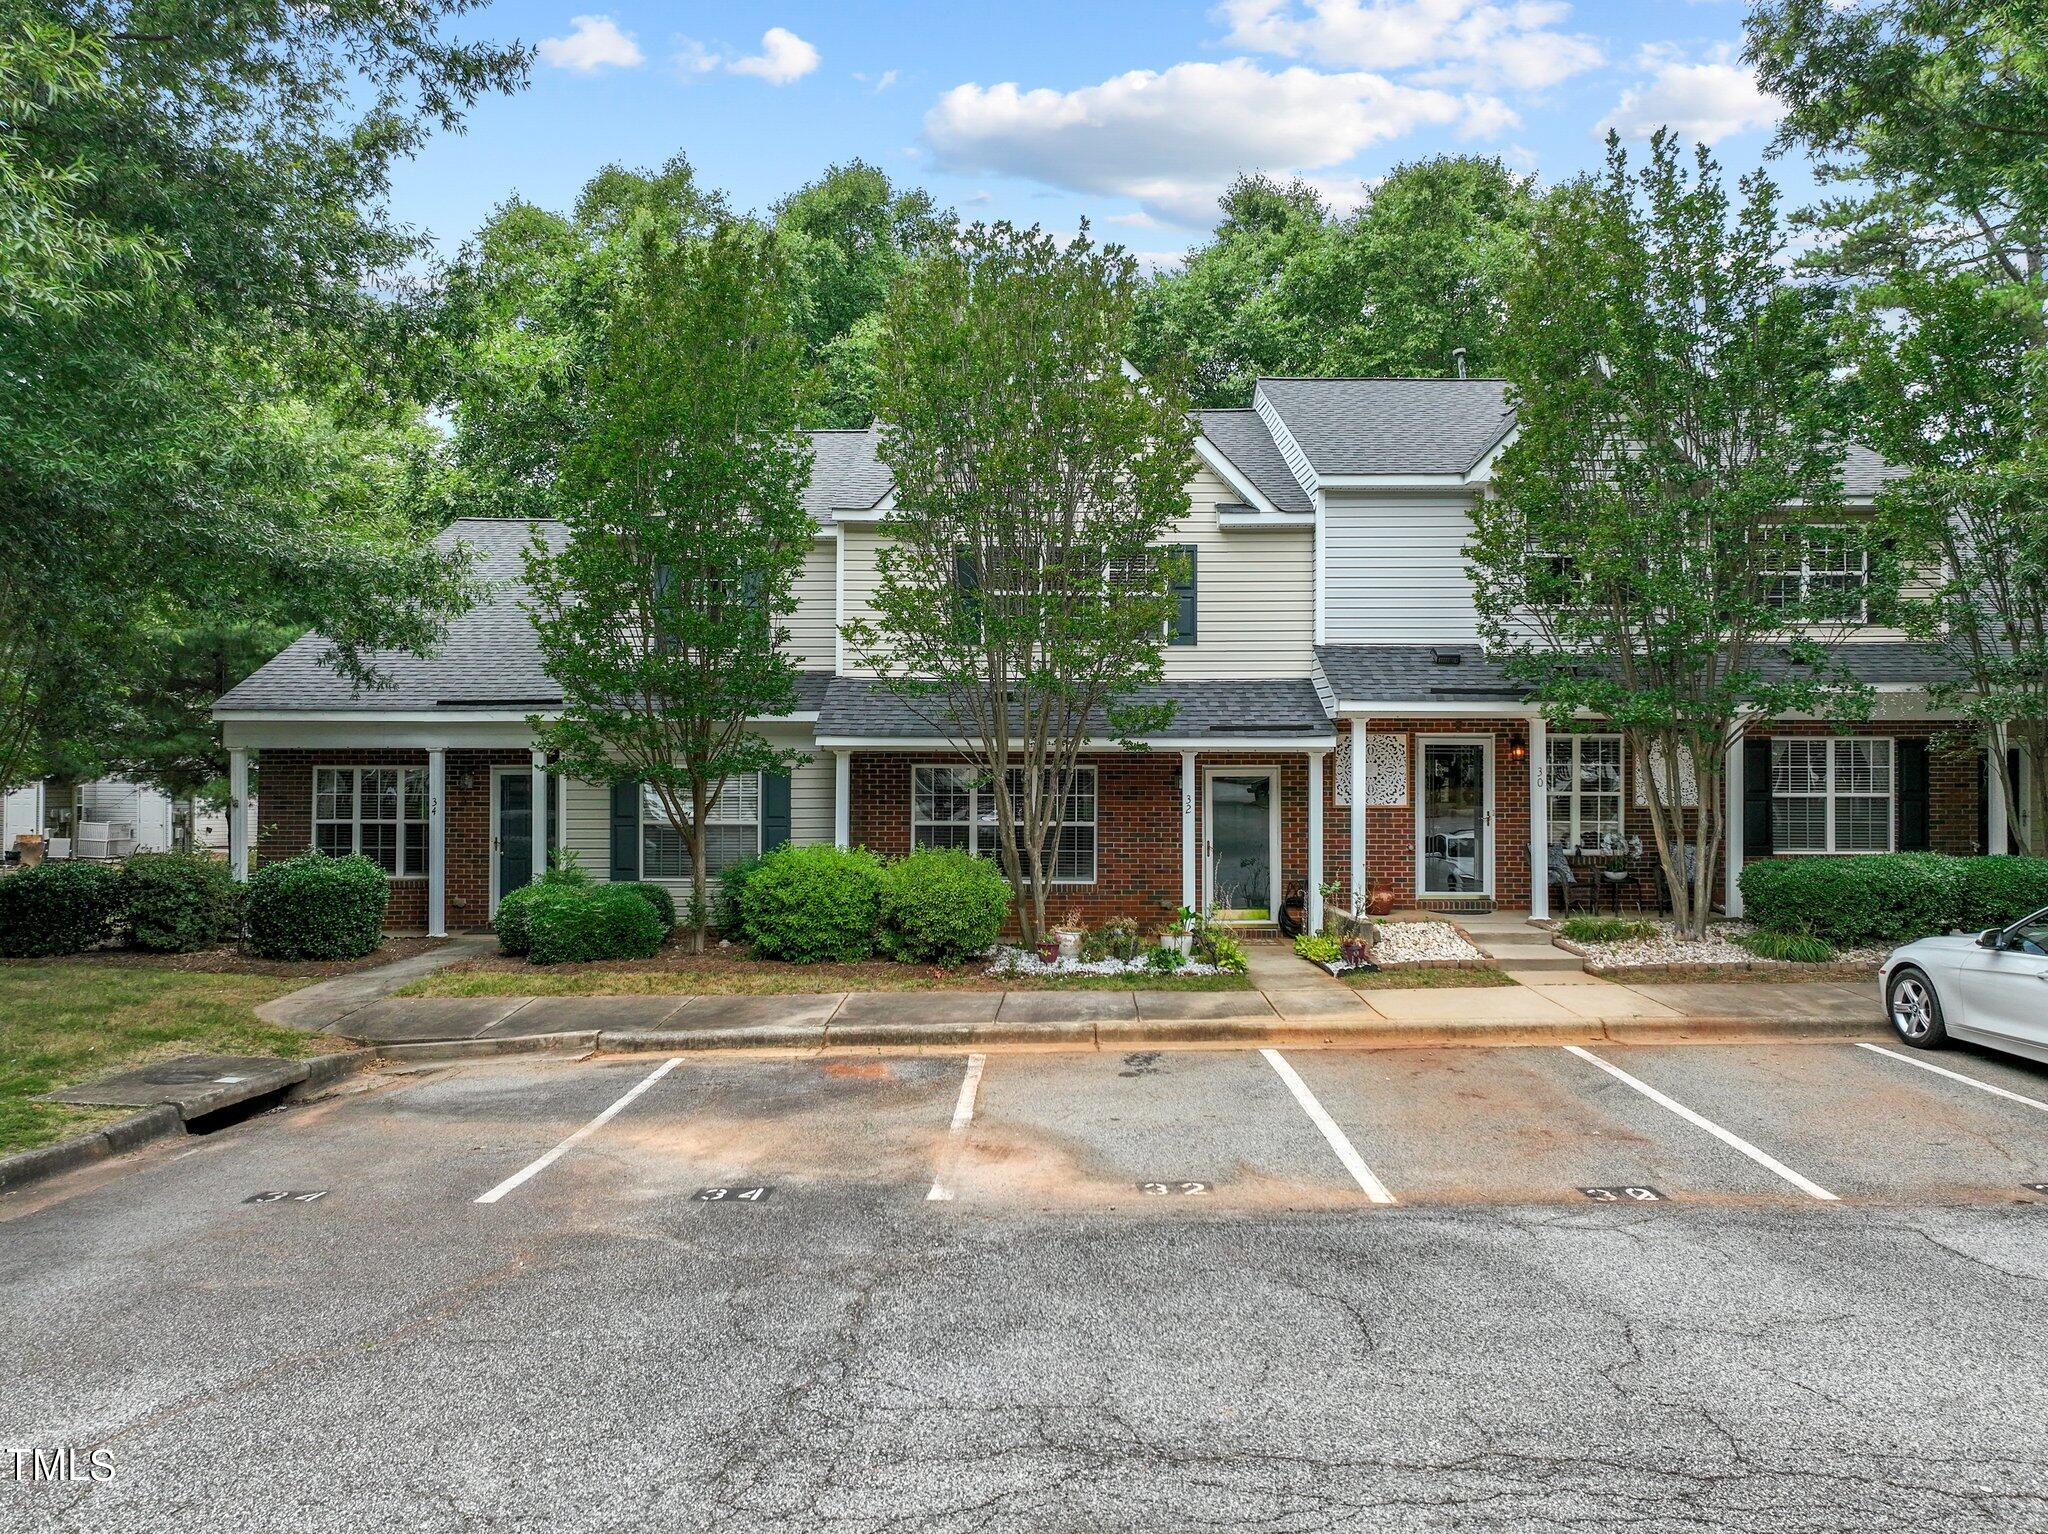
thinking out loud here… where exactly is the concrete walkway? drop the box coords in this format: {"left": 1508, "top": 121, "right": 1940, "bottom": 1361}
{"left": 255, "top": 935, "right": 496, "bottom": 1032}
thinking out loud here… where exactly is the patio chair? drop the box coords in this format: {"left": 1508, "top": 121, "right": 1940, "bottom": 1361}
{"left": 1548, "top": 848, "right": 1592, "bottom": 916}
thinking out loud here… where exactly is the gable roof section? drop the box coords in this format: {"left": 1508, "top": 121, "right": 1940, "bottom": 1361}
{"left": 804, "top": 427, "right": 892, "bottom": 521}
{"left": 1257, "top": 378, "right": 1515, "bottom": 478}
{"left": 1195, "top": 409, "right": 1313, "bottom": 515}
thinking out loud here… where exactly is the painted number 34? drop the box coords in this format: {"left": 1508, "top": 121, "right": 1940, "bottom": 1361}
{"left": 694, "top": 1186, "right": 772, "bottom": 1202}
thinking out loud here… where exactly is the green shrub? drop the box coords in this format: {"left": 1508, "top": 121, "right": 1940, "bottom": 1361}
{"left": 877, "top": 848, "right": 1011, "bottom": 964}
{"left": 1735, "top": 928, "right": 1838, "bottom": 964}
{"left": 117, "top": 852, "right": 241, "bottom": 952}
{"left": 712, "top": 852, "right": 764, "bottom": 939}
{"left": 526, "top": 885, "right": 667, "bottom": 965}
{"left": 1144, "top": 943, "right": 1185, "bottom": 974}
{"left": 0, "top": 860, "right": 124, "bottom": 957}
{"left": 1082, "top": 917, "right": 1143, "bottom": 963}
{"left": 1739, "top": 853, "right": 1960, "bottom": 947}
{"left": 616, "top": 880, "right": 677, "bottom": 932}
{"left": 1558, "top": 915, "right": 1657, "bottom": 945}
{"left": 1953, "top": 855, "right": 2048, "bottom": 932}
{"left": 1294, "top": 933, "right": 1340, "bottom": 964}
{"left": 1193, "top": 920, "right": 1249, "bottom": 974}
{"left": 244, "top": 852, "right": 388, "bottom": 960}
{"left": 742, "top": 845, "right": 884, "bottom": 962}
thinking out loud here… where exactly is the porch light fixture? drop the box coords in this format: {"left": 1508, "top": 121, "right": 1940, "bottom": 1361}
{"left": 1506, "top": 741, "right": 1528, "bottom": 764}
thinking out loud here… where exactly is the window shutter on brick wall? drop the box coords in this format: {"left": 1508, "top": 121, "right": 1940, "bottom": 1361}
{"left": 1169, "top": 545, "right": 1197, "bottom": 645}
{"left": 609, "top": 779, "right": 640, "bottom": 883}
{"left": 1897, "top": 739, "right": 1930, "bottom": 851}
{"left": 1743, "top": 738, "right": 1772, "bottom": 853}
{"left": 761, "top": 771, "right": 791, "bottom": 852}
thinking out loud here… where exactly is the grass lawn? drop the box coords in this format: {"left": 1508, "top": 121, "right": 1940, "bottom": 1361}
{"left": 400, "top": 950, "right": 1253, "bottom": 998}
{"left": 0, "top": 964, "right": 325, "bottom": 1156}
{"left": 1348, "top": 966, "right": 1519, "bottom": 991}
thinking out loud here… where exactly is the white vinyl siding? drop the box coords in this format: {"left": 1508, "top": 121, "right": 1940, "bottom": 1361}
{"left": 1772, "top": 738, "right": 1894, "bottom": 854}
{"left": 1322, "top": 492, "right": 1483, "bottom": 642}
{"left": 781, "top": 537, "right": 838, "bottom": 671}
{"left": 836, "top": 524, "right": 893, "bottom": 677}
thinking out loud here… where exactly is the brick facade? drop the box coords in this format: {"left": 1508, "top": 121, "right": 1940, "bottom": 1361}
{"left": 254, "top": 748, "right": 524, "bottom": 933}
{"left": 1352, "top": 719, "right": 1534, "bottom": 911}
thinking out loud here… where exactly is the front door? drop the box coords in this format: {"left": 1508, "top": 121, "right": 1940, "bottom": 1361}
{"left": 1207, "top": 771, "right": 1276, "bottom": 922}
{"left": 491, "top": 769, "right": 557, "bottom": 913}
{"left": 1418, "top": 740, "right": 1492, "bottom": 896}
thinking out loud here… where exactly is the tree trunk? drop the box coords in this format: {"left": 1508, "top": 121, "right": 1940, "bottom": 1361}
{"left": 684, "top": 819, "right": 707, "bottom": 954}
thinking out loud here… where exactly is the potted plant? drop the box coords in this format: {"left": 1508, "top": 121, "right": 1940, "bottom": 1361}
{"left": 1054, "top": 910, "right": 1086, "bottom": 965}
{"left": 1163, "top": 906, "right": 1196, "bottom": 957}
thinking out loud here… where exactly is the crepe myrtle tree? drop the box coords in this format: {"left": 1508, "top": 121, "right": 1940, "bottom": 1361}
{"left": 843, "top": 223, "right": 1196, "bottom": 944}
{"left": 525, "top": 220, "right": 815, "bottom": 951}
{"left": 1469, "top": 135, "right": 1873, "bottom": 937}
{"left": 1749, "top": 0, "right": 2048, "bottom": 850}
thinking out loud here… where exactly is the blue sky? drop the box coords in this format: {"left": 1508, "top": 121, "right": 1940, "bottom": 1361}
{"left": 391, "top": 1, "right": 1803, "bottom": 264}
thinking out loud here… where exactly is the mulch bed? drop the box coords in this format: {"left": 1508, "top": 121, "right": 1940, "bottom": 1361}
{"left": 0, "top": 936, "right": 449, "bottom": 980}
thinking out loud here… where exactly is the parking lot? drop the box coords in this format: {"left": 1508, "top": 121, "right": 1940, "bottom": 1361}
{"left": 7, "top": 1035, "right": 2048, "bottom": 1531}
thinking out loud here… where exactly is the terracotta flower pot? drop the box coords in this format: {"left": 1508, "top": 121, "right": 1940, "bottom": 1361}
{"left": 1365, "top": 886, "right": 1396, "bottom": 917}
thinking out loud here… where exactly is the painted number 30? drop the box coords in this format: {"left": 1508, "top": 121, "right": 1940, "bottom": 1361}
{"left": 1580, "top": 1186, "right": 1665, "bottom": 1202}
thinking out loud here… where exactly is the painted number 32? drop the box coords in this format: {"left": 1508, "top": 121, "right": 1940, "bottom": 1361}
{"left": 1139, "top": 1181, "right": 1210, "bottom": 1196}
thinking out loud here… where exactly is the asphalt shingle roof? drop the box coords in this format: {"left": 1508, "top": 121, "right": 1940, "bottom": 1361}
{"left": 1196, "top": 409, "right": 1313, "bottom": 515}
{"left": 805, "top": 428, "right": 892, "bottom": 521}
{"left": 1259, "top": 377, "right": 1515, "bottom": 477}
{"left": 818, "top": 676, "right": 1332, "bottom": 742}
{"left": 1315, "top": 641, "right": 1968, "bottom": 707}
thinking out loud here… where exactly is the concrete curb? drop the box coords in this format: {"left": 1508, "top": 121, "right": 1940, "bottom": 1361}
{"left": 377, "top": 1032, "right": 600, "bottom": 1064}
{"left": 0, "top": 1105, "right": 183, "bottom": 1195}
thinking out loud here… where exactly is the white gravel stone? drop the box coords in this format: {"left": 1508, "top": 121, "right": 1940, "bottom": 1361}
{"left": 985, "top": 947, "right": 1226, "bottom": 978}
{"left": 1370, "top": 921, "right": 1485, "bottom": 965}
{"left": 1565, "top": 920, "right": 1884, "bottom": 969}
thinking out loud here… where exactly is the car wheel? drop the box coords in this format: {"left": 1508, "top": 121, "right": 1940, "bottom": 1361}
{"left": 1886, "top": 966, "right": 1948, "bottom": 1049}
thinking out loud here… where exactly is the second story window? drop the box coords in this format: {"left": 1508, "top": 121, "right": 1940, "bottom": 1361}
{"left": 1764, "top": 530, "right": 1869, "bottom": 621}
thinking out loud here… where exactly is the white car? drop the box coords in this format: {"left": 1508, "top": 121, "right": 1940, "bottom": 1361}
{"left": 1881, "top": 905, "right": 2048, "bottom": 1066}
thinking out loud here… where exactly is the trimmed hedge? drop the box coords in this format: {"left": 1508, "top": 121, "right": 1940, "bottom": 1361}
{"left": 0, "top": 860, "right": 123, "bottom": 957}
{"left": 526, "top": 884, "right": 667, "bottom": 965}
{"left": 741, "top": 845, "right": 884, "bottom": 963}
{"left": 244, "top": 852, "right": 389, "bottom": 960}
{"left": 877, "top": 848, "right": 1011, "bottom": 963}
{"left": 616, "top": 880, "right": 677, "bottom": 933}
{"left": 713, "top": 853, "right": 763, "bottom": 939}
{"left": 1953, "top": 856, "right": 2048, "bottom": 932}
{"left": 1740, "top": 852, "right": 2048, "bottom": 948}
{"left": 118, "top": 852, "right": 241, "bottom": 952}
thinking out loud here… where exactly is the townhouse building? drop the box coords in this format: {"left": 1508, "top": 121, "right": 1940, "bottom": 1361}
{"left": 212, "top": 377, "right": 2028, "bottom": 937}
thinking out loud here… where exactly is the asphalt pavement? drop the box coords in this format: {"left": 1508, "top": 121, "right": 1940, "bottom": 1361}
{"left": 5, "top": 1037, "right": 2047, "bottom": 1531}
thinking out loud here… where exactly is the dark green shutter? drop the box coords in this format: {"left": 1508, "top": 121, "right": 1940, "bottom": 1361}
{"left": 1743, "top": 738, "right": 1773, "bottom": 855}
{"left": 609, "top": 779, "right": 641, "bottom": 883}
{"left": 760, "top": 771, "right": 791, "bottom": 853}
{"left": 1169, "top": 544, "right": 1197, "bottom": 646}
{"left": 953, "top": 550, "right": 982, "bottom": 639}
{"left": 1897, "top": 738, "right": 1930, "bottom": 851}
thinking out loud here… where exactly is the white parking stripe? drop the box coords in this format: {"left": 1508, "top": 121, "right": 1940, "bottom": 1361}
{"left": 474, "top": 1058, "right": 682, "bottom": 1205}
{"left": 1563, "top": 1045, "right": 1837, "bottom": 1201}
{"left": 925, "top": 1053, "right": 987, "bottom": 1203}
{"left": 1262, "top": 1048, "right": 1396, "bottom": 1204}
{"left": 1855, "top": 1042, "right": 2048, "bottom": 1114}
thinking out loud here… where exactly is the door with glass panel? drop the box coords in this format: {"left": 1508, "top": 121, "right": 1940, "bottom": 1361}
{"left": 490, "top": 768, "right": 560, "bottom": 911}
{"left": 1417, "top": 740, "right": 1491, "bottom": 895}
{"left": 1206, "top": 771, "right": 1275, "bottom": 921}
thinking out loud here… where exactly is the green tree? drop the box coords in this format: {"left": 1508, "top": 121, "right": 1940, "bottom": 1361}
{"left": 0, "top": 2, "right": 526, "bottom": 790}
{"left": 1469, "top": 136, "right": 1865, "bottom": 935}
{"left": 1750, "top": 0, "right": 2048, "bottom": 849}
{"left": 774, "top": 160, "right": 952, "bottom": 426}
{"left": 1129, "top": 159, "right": 1535, "bottom": 405}
{"left": 523, "top": 221, "right": 815, "bottom": 952}
{"left": 843, "top": 223, "right": 1194, "bottom": 943}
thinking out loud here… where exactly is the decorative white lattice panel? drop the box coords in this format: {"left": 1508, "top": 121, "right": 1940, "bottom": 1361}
{"left": 1632, "top": 741, "right": 1700, "bottom": 808}
{"left": 1333, "top": 732, "right": 1351, "bottom": 807}
{"left": 1366, "top": 734, "right": 1408, "bottom": 807}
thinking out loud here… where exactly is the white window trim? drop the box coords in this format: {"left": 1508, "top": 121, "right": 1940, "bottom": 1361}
{"left": 638, "top": 774, "right": 763, "bottom": 881}
{"left": 312, "top": 765, "right": 429, "bottom": 879}
{"left": 1765, "top": 527, "right": 1870, "bottom": 623}
{"left": 1771, "top": 737, "right": 1895, "bottom": 855}
{"left": 910, "top": 762, "right": 1098, "bottom": 885}
{"left": 1546, "top": 734, "right": 1625, "bottom": 851}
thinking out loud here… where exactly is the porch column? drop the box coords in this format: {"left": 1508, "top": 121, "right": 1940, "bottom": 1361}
{"left": 530, "top": 749, "right": 549, "bottom": 883}
{"left": 426, "top": 747, "right": 447, "bottom": 939}
{"left": 1348, "top": 717, "right": 1368, "bottom": 915}
{"left": 832, "top": 750, "right": 851, "bottom": 849}
{"left": 1179, "top": 750, "right": 1198, "bottom": 911}
{"left": 1527, "top": 715, "right": 1549, "bottom": 920}
{"left": 1723, "top": 730, "right": 1746, "bottom": 917}
{"left": 1306, "top": 749, "right": 1326, "bottom": 933}
{"left": 1987, "top": 730, "right": 2010, "bottom": 855}
{"left": 227, "top": 748, "right": 250, "bottom": 882}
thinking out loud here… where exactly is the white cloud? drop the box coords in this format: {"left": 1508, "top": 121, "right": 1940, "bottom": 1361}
{"left": 854, "top": 67, "right": 900, "bottom": 93}
{"left": 924, "top": 58, "right": 1462, "bottom": 226}
{"left": 1215, "top": 0, "right": 1603, "bottom": 90}
{"left": 675, "top": 38, "right": 719, "bottom": 76}
{"left": 729, "top": 26, "right": 820, "bottom": 85}
{"left": 1600, "top": 45, "right": 1782, "bottom": 143}
{"left": 538, "top": 14, "right": 644, "bottom": 72}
